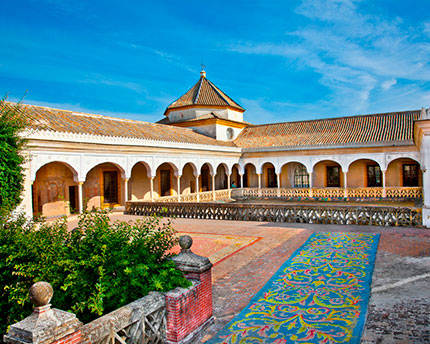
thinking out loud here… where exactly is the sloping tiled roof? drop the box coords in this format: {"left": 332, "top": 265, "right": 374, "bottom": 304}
{"left": 234, "top": 111, "right": 420, "bottom": 149}
{"left": 157, "top": 112, "right": 250, "bottom": 126}
{"left": 5, "top": 102, "right": 236, "bottom": 147}
{"left": 165, "top": 76, "right": 244, "bottom": 113}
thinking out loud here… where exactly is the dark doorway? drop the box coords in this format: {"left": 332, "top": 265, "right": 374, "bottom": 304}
{"left": 103, "top": 171, "right": 118, "bottom": 204}
{"left": 160, "top": 170, "right": 171, "bottom": 196}
{"left": 267, "top": 167, "right": 277, "bottom": 187}
{"left": 69, "top": 185, "right": 78, "bottom": 213}
{"left": 326, "top": 166, "right": 340, "bottom": 187}
{"left": 201, "top": 166, "right": 210, "bottom": 191}
{"left": 403, "top": 164, "right": 419, "bottom": 186}
{"left": 367, "top": 165, "right": 382, "bottom": 187}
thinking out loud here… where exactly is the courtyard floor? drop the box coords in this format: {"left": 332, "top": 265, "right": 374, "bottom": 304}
{"left": 67, "top": 214, "right": 430, "bottom": 343}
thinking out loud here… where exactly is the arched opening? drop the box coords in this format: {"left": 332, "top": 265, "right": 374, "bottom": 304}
{"left": 84, "top": 162, "right": 124, "bottom": 209}
{"left": 347, "top": 159, "right": 382, "bottom": 188}
{"left": 155, "top": 163, "right": 178, "bottom": 197}
{"left": 312, "top": 160, "right": 344, "bottom": 188}
{"left": 262, "top": 162, "right": 277, "bottom": 188}
{"left": 280, "top": 162, "right": 309, "bottom": 188}
{"left": 386, "top": 158, "right": 422, "bottom": 187}
{"left": 199, "top": 163, "right": 213, "bottom": 192}
{"left": 231, "top": 164, "right": 241, "bottom": 188}
{"left": 32, "top": 162, "right": 78, "bottom": 217}
{"left": 129, "top": 162, "right": 151, "bottom": 200}
{"left": 215, "top": 164, "right": 228, "bottom": 190}
{"left": 181, "top": 163, "right": 198, "bottom": 194}
{"left": 243, "top": 163, "right": 258, "bottom": 187}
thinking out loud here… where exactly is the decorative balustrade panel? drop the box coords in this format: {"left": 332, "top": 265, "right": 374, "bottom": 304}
{"left": 386, "top": 187, "right": 423, "bottom": 198}
{"left": 279, "top": 188, "right": 310, "bottom": 197}
{"left": 81, "top": 292, "right": 166, "bottom": 344}
{"left": 347, "top": 188, "right": 383, "bottom": 198}
{"left": 126, "top": 202, "right": 422, "bottom": 227}
{"left": 311, "top": 188, "right": 345, "bottom": 198}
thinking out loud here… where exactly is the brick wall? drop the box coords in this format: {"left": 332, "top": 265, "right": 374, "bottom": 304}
{"left": 165, "top": 269, "right": 213, "bottom": 343}
{"left": 52, "top": 330, "right": 81, "bottom": 344}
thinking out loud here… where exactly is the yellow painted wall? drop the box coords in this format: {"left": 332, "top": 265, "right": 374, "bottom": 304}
{"left": 347, "top": 159, "right": 379, "bottom": 187}
{"left": 245, "top": 164, "right": 258, "bottom": 187}
{"left": 33, "top": 162, "right": 76, "bottom": 217}
{"left": 386, "top": 158, "right": 422, "bottom": 187}
{"left": 313, "top": 161, "right": 344, "bottom": 188}
{"left": 181, "top": 164, "right": 196, "bottom": 194}
{"left": 130, "top": 163, "right": 151, "bottom": 200}
{"left": 155, "top": 163, "right": 178, "bottom": 197}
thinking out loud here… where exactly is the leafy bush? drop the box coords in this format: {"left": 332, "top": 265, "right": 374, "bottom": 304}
{"left": 0, "top": 210, "right": 191, "bottom": 334}
{"left": 0, "top": 99, "right": 27, "bottom": 215}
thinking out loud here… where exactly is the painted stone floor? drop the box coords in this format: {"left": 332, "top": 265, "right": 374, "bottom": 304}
{"left": 67, "top": 215, "right": 430, "bottom": 343}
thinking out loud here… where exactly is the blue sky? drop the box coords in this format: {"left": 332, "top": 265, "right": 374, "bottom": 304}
{"left": 1, "top": 0, "right": 430, "bottom": 124}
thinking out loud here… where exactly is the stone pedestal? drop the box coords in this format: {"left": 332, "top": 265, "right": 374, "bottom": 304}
{"left": 4, "top": 282, "right": 82, "bottom": 344}
{"left": 165, "top": 235, "right": 214, "bottom": 344}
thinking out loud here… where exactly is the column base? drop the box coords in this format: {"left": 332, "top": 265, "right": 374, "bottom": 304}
{"left": 423, "top": 206, "right": 430, "bottom": 228}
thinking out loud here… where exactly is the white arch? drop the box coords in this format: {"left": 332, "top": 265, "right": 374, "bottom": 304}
{"left": 130, "top": 161, "right": 152, "bottom": 179}
{"left": 199, "top": 162, "right": 215, "bottom": 176}
{"left": 31, "top": 155, "right": 81, "bottom": 182}
{"left": 347, "top": 157, "right": 382, "bottom": 171}
{"left": 84, "top": 161, "right": 127, "bottom": 180}
{"left": 215, "top": 162, "right": 230, "bottom": 176}
{"left": 232, "top": 163, "right": 244, "bottom": 175}
{"left": 386, "top": 155, "right": 422, "bottom": 170}
{"left": 181, "top": 161, "right": 199, "bottom": 177}
{"left": 154, "top": 161, "right": 180, "bottom": 176}
{"left": 280, "top": 161, "right": 310, "bottom": 173}
{"left": 259, "top": 161, "right": 278, "bottom": 174}
{"left": 32, "top": 161, "right": 79, "bottom": 182}
{"left": 311, "top": 158, "right": 345, "bottom": 173}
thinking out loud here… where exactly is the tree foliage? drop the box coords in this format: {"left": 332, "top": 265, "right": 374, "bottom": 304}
{"left": 0, "top": 99, "right": 27, "bottom": 214}
{"left": 0, "top": 210, "right": 190, "bottom": 334}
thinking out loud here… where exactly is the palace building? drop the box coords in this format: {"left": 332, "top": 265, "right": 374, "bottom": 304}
{"left": 8, "top": 70, "right": 430, "bottom": 227}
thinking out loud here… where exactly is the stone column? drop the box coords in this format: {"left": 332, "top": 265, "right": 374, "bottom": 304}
{"left": 240, "top": 173, "right": 244, "bottom": 188}
{"left": 227, "top": 174, "right": 231, "bottom": 190}
{"left": 4, "top": 282, "right": 82, "bottom": 344}
{"left": 78, "top": 182, "right": 84, "bottom": 213}
{"left": 123, "top": 178, "right": 129, "bottom": 204}
{"left": 343, "top": 171, "right": 348, "bottom": 198}
{"left": 177, "top": 175, "right": 181, "bottom": 202}
{"left": 257, "top": 174, "right": 262, "bottom": 197}
{"left": 166, "top": 236, "right": 214, "bottom": 344}
{"left": 309, "top": 172, "right": 313, "bottom": 197}
{"left": 150, "top": 177, "right": 154, "bottom": 202}
{"left": 212, "top": 174, "right": 215, "bottom": 201}
{"left": 195, "top": 175, "right": 200, "bottom": 202}
{"left": 277, "top": 173, "right": 281, "bottom": 197}
{"left": 382, "top": 170, "right": 387, "bottom": 197}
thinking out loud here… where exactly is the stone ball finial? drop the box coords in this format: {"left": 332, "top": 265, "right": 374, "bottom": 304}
{"left": 29, "top": 281, "right": 53, "bottom": 307}
{"left": 179, "top": 235, "right": 193, "bottom": 251}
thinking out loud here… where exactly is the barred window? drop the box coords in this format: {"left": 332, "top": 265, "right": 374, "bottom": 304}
{"left": 294, "top": 165, "right": 309, "bottom": 188}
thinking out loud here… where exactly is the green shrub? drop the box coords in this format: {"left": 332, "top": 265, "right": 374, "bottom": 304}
{"left": 0, "top": 99, "right": 27, "bottom": 215}
{"left": 0, "top": 210, "right": 191, "bottom": 334}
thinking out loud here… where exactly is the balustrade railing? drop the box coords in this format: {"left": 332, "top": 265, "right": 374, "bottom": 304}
{"left": 146, "top": 186, "right": 422, "bottom": 204}
{"left": 80, "top": 292, "right": 166, "bottom": 344}
{"left": 126, "top": 202, "right": 422, "bottom": 227}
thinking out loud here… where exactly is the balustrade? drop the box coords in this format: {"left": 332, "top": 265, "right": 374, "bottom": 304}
{"left": 126, "top": 202, "right": 422, "bottom": 227}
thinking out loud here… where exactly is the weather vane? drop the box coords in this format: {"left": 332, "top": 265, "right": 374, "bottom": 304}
{"left": 201, "top": 62, "right": 205, "bottom": 70}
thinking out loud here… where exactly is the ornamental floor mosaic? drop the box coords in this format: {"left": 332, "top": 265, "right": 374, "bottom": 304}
{"left": 207, "top": 232, "right": 379, "bottom": 344}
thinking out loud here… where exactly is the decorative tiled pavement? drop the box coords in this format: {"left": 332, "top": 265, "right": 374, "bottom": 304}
{"left": 172, "top": 232, "right": 261, "bottom": 265}
{"left": 208, "top": 232, "right": 379, "bottom": 344}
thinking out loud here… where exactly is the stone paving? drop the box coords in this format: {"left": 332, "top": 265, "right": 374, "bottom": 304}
{"left": 67, "top": 214, "right": 430, "bottom": 343}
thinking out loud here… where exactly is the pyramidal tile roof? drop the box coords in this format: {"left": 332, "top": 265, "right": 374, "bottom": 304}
{"left": 234, "top": 110, "right": 420, "bottom": 149}
{"left": 3, "top": 102, "right": 236, "bottom": 147}
{"left": 165, "top": 72, "right": 245, "bottom": 114}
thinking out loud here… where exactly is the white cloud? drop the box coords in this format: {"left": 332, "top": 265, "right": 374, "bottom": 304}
{"left": 381, "top": 79, "right": 397, "bottom": 91}
{"left": 228, "top": 0, "right": 430, "bottom": 116}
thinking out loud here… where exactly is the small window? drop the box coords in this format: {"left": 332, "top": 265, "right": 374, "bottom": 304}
{"left": 294, "top": 165, "right": 309, "bottom": 188}
{"left": 367, "top": 165, "right": 382, "bottom": 187}
{"left": 403, "top": 164, "right": 419, "bottom": 187}
{"left": 226, "top": 127, "right": 234, "bottom": 140}
{"left": 327, "top": 166, "right": 340, "bottom": 187}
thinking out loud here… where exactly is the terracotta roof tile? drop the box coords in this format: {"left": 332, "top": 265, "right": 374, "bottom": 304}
{"left": 5, "top": 102, "right": 236, "bottom": 147}
{"left": 166, "top": 76, "right": 244, "bottom": 112}
{"left": 234, "top": 111, "right": 420, "bottom": 148}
